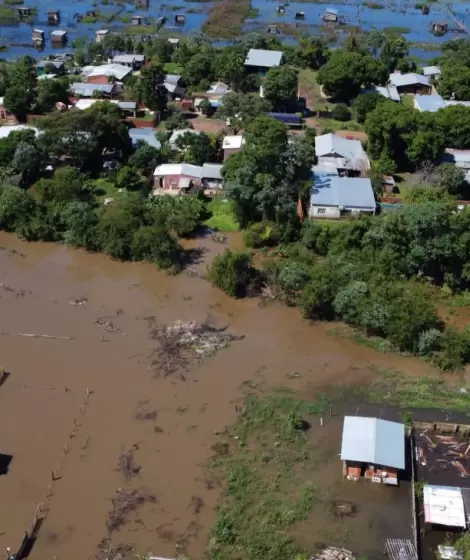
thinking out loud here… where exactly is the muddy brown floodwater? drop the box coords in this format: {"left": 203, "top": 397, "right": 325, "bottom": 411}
{"left": 0, "top": 231, "right": 436, "bottom": 560}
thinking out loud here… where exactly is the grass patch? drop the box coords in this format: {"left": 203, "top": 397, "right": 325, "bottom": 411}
{"left": 247, "top": 7, "right": 259, "bottom": 17}
{"left": 164, "top": 62, "right": 183, "bottom": 74}
{"left": 207, "top": 393, "right": 324, "bottom": 560}
{"left": 384, "top": 25, "right": 412, "bottom": 34}
{"left": 0, "top": 5, "right": 17, "bottom": 19}
{"left": 298, "top": 68, "right": 331, "bottom": 111}
{"left": 316, "top": 118, "right": 363, "bottom": 132}
{"left": 202, "top": 0, "right": 251, "bottom": 38}
{"left": 205, "top": 198, "right": 240, "bottom": 232}
{"left": 329, "top": 326, "right": 399, "bottom": 354}
{"left": 401, "top": 94, "right": 415, "bottom": 108}
{"left": 125, "top": 25, "right": 158, "bottom": 34}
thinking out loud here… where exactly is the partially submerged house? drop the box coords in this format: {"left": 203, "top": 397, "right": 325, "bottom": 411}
{"left": 322, "top": 8, "right": 338, "bottom": 22}
{"left": 309, "top": 171, "right": 376, "bottom": 219}
{"left": 315, "top": 133, "right": 370, "bottom": 175}
{"left": 388, "top": 72, "right": 431, "bottom": 95}
{"left": 244, "top": 49, "right": 283, "bottom": 74}
{"left": 340, "top": 416, "right": 405, "bottom": 483}
{"left": 50, "top": 30, "right": 67, "bottom": 46}
{"left": 95, "top": 29, "right": 109, "bottom": 43}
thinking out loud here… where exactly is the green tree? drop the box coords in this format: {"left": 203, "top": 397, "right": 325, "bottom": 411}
{"left": 207, "top": 249, "right": 256, "bottom": 297}
{"left": 354, "top": 92, "right": 385, "bottom": 123}
{"left": 212, "top": 48, "right": 249, "bottom": 91}
{"left": 34, "top": 166, "right": 88, "bottom": 203}
{"left": 61, "top": 200, "right": 99, "bottom": 250}
{"left": 331, "top": 103, "right": 351, "bottom": 122}
{"left": 36, "top": 78, "right": 68, "bottom": 112}
{"left": 297, "top": 37, "right": 329, "bottom": 69}
{"left": 128, "top": 144, "right": 162, "bottom": 176}
{"left": 182, "top": 53, "right": 214, "bottom": 87}
{"left": 115, "top": 165, "right": 147, "bottom": 192}
{"left": 4, "top": 86, "right": 31, "bottom": 121}
{"left": 216, "top": 92, "right": 271, "bottom": 132}
{"left": 131, "top": 225, "right": 180, "bottom": 269}
{"left": 436, "top": 163, "right": 467, "bottom": 197}
{"left": 263, "top": 66, "right": 298, "bottom": 110}
{"left": 139, "top": 63, "right": 167, "bottom": 114}
{"left": 0, "top": 184, "right": 36, "bottom": 232}
{"left": 12, "top": 142, "right": 42, "bottom": 184}
{"left": 176, "top": 131, "right": 216, "bottom": 166}
{"left": 437, "top": 63, "right": 470, "bottom": 100}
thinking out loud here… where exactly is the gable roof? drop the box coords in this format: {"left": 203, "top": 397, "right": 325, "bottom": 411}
{"left": 366, "top": 85, "right": 400, "bottom": 102}
{"left": 311, "top": 174, "right": 376, "bottom": 210}
{"left": 85, "top": 63, "right": 132, "bottom": 80}
{"left": 222, "top": 135, "right": 245, "bottom": 150}
{"left": 422, "top": 65, "right": 441, "bottom": 77}
{"left": 340, "top": 416, "right": 405, "bottom": 469}
{"left": 202, "top": 163, "right": 223, "bottom": 180}
{"left": 315, "top": 133, "right": 369, "bottom": 169}
{"left": 389, "top": 72, "right": 430, "bottom": 88}
{"left": 244, "top": 48, "right": 283, "bottom": 68}
{"left": 423, "top": 486, "right": 466, "bottom": 528}
{"left": 71, "top": 82, "right": 115, "bottom": 97}
{"left": 112, "top": 54, "right": 145, "bottom": 64}
{"left": 153, "top": 163, "right": 202, "bottom": 178}
{"left": 207, "top": 81, "right": 230, "bottom": 96}
{"left": 414, "top": 94, "right": 446, "bottom": 112}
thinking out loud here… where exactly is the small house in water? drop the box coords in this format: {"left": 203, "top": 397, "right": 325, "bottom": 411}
{"left": 322, "top": 8, "right": 338, "bottom": 22}
{"left": 131, "top": 15, "right": 145, "bottom": 25}
{"left": 295, "top": 11, "right": 305, "bottom": 19}
{"left": 50, "top": 30, "right": 67, "bottom": 45}
{"left": 17, "top": 7, "right": 32, "bottom": 18}
{"left": 422, "top": 4, "right": 430, "bottom": 14}
{"left": 267, "top": 24, "right": 279, "bottom": 34}
{"left": 95, "top": 29, "right": 109, "bottom": 43}
{"left": 135, "top": 0, "right": 149, "bottom": 8}
{"left": 174, "top": 13, "right": 185, "bottom": 24}
{"left": 32, "top": 29, "right": 45, "bottom": 45}
{"left": 276, "top": 5, "right": 285, "bottom": 14}
{"left": 340, "top": 416, "right": 405, "bottom": 484}
{"left": 431, "top": 21, "right": 448, "bottom": 35}
{"left": 47, "top": 10, "right": 60, "bottom": 24}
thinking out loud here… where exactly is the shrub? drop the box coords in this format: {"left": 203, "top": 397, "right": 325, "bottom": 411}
{"left": 207, "top": 249, "right": 257, "bottom": 298}
{"left": 243, "top": 222, "right": 280, "bottom": 248}
{"left": 331, "top": 103, "right": 351, "bottom": 122}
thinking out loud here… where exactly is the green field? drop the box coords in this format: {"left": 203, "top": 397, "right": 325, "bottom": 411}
{"left": 205, "top": 198, "right": 240, "bottom": 232}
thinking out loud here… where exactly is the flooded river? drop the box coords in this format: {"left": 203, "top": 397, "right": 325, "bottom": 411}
{"left": 0, "top": 232, "right": 436, "bottom": 560}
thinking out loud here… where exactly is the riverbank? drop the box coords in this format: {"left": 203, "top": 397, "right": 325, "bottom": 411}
{"left": 0, "top": 230, "right": 443, "bottom": 560}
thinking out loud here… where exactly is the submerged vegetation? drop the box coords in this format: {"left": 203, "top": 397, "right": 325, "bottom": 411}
{"left": 202, "top": 0, "right": 252, "bottom": 38}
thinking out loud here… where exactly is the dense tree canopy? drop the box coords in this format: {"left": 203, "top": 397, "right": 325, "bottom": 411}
{"left": 263, "top": 66, "right": 298, "bottom": 111}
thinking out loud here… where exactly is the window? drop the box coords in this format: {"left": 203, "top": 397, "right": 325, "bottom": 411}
{"left": 317, "top": 208, "right": 326, "bottom": 214}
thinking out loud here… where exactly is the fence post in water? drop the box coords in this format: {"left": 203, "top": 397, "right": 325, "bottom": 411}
{"left": 329, "top": 404, "right": 333, "bottom": 418}
{"left": 320, "top": 417, "right": 324, "bottom": 427}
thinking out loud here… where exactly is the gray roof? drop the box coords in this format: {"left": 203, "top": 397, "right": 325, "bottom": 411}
{"left": 422, "top": 65, "right": 441, "bottom": 77}
{"left": 315, "top": 133, "right": 369, "bottom": 169}
{"left": 71, "top": 82, "right": 115, "bottom": 97}
{"left": 51, "top": 30, "right": 67, "bottom": 36}
{"left": 244, "top": 48, "right": 283, "bottom": 68}
{"left": 443, "top": 148, "right": 470, "bottom": 168}
{"left": 414, "top": 94, "right": 446, "bottom": 112}
{"left": 165, "top": 74, "right": 181, "bottom": 85}
{"left": 202, "top": 163, "right": 223, "bottom": 180}
{"left": 129, "top": 127, "right": 161, "bottom": 149}
{"left": 389, "top": 72, "right": 430, "bottom": 88}
{"left": 311, "top": 174, "right": 376, "bottom": 210}
{"left": 169, "top": 128, "right": 200, "bottom": 145}
{"left": 37, "top": 60, "right": 64, "bottom": 69}
{"left": 113, "top": 54, "right": 145, "bottom": 64}
{"left": 366, "top": 85, "right": 400, "bottom": 102}
{"left": 326, "top": 8, "right": 338, "bottom": 14}
{"left": 340, "top": 416, "right": 405, "bottom": 469}
{"left": 117, "top": 101, "right": 137, "bottom": 110}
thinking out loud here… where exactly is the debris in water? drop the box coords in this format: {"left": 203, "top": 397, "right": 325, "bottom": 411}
{"left": 93, "top": 317, "right": 123, "bottom": 334}
{"left": 148, "top": 320, "right": 243, "bottom": 377}
{"left": 107, "top": 488, "right": 156, "bottom": 533}
{"left": 94, "top": 538, "right": 135, "bottom": 560}
{"left": 68, "top": 297, "right": 88, "bottom": 306}
{"left": 312, "top": 547, "right": 355, "bottom": 560}
{"left": 118, "top": 448, "right": 141, "bottom": 480}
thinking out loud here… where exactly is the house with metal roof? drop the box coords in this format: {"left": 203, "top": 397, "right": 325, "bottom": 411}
{"left": 244, "top": 49, "right": 283, "bottom": 73}
{"left": 84, "top": 63, "right": 133, "bottom": 84}
{"left": 422, "top": 65, "right": 441, "bottom": 80}
{"left": 364, "top": 85, "right": 400, "bottom": 102}
{"left": 36, "top": 59, "right": 64, "bottom": 75}
{"left": 112, "top": 53, "right": 145, "bottom": 69}
{"left": 71, "top": 82, "right": 116, "bottom": 98}
{"left": 413, "top": 94, "right": 446, "bottom": 112}
{"left": 206, "top": 81, "right": 230, "bottom": 98}
{"left": 222, "top": 135, "right": 245, "bottom": 160}
{"left": 309, "top": 172, "right": 376, "bottom": 219}
{"left": 164, "top": 74, "right": 185, "bottom": 100}
{"left": 129, "top": 127, "right": 161, "bottom": 150}
{"left": 340, "top": 416, "right": 405, "bottom": 484}
{"left": 315, "top": 133, "right": 370, "bottom": 175}
{"left": 388, "top": 72, "right": 431, "bottom": 94}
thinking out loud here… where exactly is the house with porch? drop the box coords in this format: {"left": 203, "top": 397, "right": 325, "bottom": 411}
{"left": 388, "top": 72, "right": 431, "bottom": 95}
{"left": 315, "top": 133, "right": 370, "bottom": 176}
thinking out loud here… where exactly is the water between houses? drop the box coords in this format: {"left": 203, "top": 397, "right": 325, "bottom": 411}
{"left": 0, "top": 231, "right": 437, "bottom": 560}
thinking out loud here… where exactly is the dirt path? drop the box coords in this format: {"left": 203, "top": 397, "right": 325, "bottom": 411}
{"left": 0, "top": 234, "right": 434, "bottom": 560}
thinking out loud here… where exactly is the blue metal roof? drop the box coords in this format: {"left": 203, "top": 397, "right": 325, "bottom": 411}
{"left": 341, "top": 416, "right": 405, "bottom": 470}
{"left": 414, "top": 94, "right": 446, "bottom": 113}
{"left": 311, "top": 173, "right": 375, "bottom": 210}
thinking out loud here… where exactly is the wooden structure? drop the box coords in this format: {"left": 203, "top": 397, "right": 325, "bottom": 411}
{"left": 276, "top": 5, "right": 285, "bottom": 14}
{"left": 131, "top": 15, "right": 145, "bottom": 25}
{"left": 431, "top": 21, "right": 448, "bottom": 35}
{"left": 95, "top": 29, "right": 109, "bottom": 42}
{"left": 47, "top": 10, "right": 60, "bottom": 24}
{"left": 295, "top": 11, "right": 305, "bottom": 19}
{"left": 267, "top": 24, "right": 279, "bottom": 34}
{"left": 50, "top": 30, "right": 67, "bottom": 45}
{"left": 135, "top": 0, "right": 149, "bottom": 8}
{"left": 32, "top": 29, "right": 45, "bottom": 45}
{"left": 174, "top": 13, "right": 185, "bottom": 24}
{"left": 17, "top": 7, "right": 32, "bottom": 18}
{"left": 385, "top": 539, "right": 418, "bottom": 560}
{"left": 422, "top": 5, "right": 429, "bottom": 14}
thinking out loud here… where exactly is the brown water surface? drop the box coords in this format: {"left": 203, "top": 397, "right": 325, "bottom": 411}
{"left": 0, "top": 232, "right": 435, "bottom": 560}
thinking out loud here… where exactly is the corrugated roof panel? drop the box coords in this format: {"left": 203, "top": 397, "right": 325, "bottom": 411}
{"left": 244, "top": 48, "right": 283, "bottom": 68}
{"left": 423, "top": 486, "right": 466, "bottom": 528}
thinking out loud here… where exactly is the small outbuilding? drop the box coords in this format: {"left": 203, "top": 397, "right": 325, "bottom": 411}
{"left": 422, "top": 65, "right": 441, "bottom": 80}
{"left": 96, "top": 29, "right": 109, "bottom": 42}
{"left": 47, "top": 10, "right": 60, "bottom": 24}
{"left": 50, "top": 30, "right": 67, "bottom": 45}
{"left": 32, "top": 29, "right": 45, "bottom": 45}
{"left": 244, "top": 48, "right": 283, "bottom": 74}
{"left": 340, "top": 416, "right": 405, "bottom": 483}
{"left": 135, "top": 0, "right": 149, "bottom": 8}
{"left": 388, "top": 72, "right": 431, "bottom": 95}
{"left": 131, "top": 15, "right": 145, "bottom": 25}
{"left": 322, "top": 8, "right": 338, "bottom": 22}
{"left": 17, "top": 7, "right": 31, "bottom": 18}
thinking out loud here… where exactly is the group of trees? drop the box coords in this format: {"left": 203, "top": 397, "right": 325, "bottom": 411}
{"left": 208, "top": 202, "right": 470, "bottom": 370}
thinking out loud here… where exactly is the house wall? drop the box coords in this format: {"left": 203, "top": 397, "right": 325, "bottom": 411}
{"left": 223, "top": 147, "right": 241, "bottom": 161}
{"left": 154, "top": 173, "right": 201, "bottom": 191}
{"left": 309, "top": 205, "right": 341, "bottom": 219}
{"left": 397, "top": 84, "right": 431, "bottom": 95}
{"left": 87, "top": 75, "right": 111, "bottom": 85}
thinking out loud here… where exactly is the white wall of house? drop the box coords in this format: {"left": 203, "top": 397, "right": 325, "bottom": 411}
{"left": 309, "top": 206, "right": 341, "bottom": 219}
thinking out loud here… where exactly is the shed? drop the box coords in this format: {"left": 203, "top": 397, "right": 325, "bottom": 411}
{"left": 340, "top": 416, "right": 405, "bottom": 481}
{"left": 431, "top": 21, "right": 448, "bottom": 35}
{"left": 423, "top": 485, "right": 466, "bottom": 528}
{"left": 51, "top": 30, "right": 67, "bottom": 44}
{"left": 295, "top": 11, "right": 305, "bottom": 19}
{"left": 322, "top": 8, "right": 338, "bottom": 22}
{"left": 131, "top": 15, "right": 145, "bottom": 25}
{"left": 174, "top": 13, "right": 185, "bottom": 24}
{"left": 135, "top": 0, "right": 149, "bottom": 8}
{"left": 47, "top": 10, "right": 60, "bottom": 24}
{"left": 422, "top": 65, "right": 441, "bottom": 79}
{"left": 276, "top": 5, "right": 285, "bottom": 14}
{"left": 17, "top": 7, "right": 31, "bottom": 17}
{"left": 32, "top": 29, "right": 45, "bottom": 44}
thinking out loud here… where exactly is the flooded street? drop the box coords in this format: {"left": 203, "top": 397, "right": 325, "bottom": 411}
{"left": 0, "top": 232, "right": 436, "bottom": 560}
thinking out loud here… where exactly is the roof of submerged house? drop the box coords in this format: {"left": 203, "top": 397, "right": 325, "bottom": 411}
{"left": 340, "top": 416, "right": 405, "bottom": 469}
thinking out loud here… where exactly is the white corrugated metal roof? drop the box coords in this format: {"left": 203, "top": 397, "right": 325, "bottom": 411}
{"left": 423, "top": 486, "right": 466, "bottom": 528}
{"left": 153, "top": 163, "right": 202, "bottom": 178}
{"left": 315, "top": 133, "right": 370, "bottom": 170}
{"left": 422, "top": 65, "right": 441, "bottom": 77}
{"left": 389, "top": 72, "right": 430, "bottom": 88}
{"left": 414, "top": 94, "right": 446, "bottom": 112}
{"left": 244, "top": 48, "right": 283, "bottom": 68}
{"left": 75, "top": 99, "right": 98, "bottom": 110}
{"left": 340, "top": 416, "right": 405, "bottom": 469}
{"left": 222, "top": 135, "right": 245, "bottom": 150}
{"left": 86, "top": 63, "right": 132, "bottom": 80}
